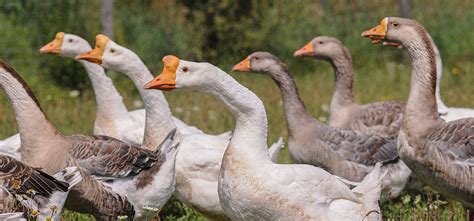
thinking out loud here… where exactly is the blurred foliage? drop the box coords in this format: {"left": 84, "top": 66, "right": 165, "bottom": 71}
{"left": 1, "top": 0, "right": 473, "bottom": 88}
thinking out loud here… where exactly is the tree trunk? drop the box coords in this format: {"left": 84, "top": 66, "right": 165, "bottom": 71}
{"left": 399, "top": 0, "right": 411, "bottom": 61}
{"left": 399, "top": 0, "right": 411, "bottom": 18}
{"left": 101, "top": 0, "right": 114, "bottom": 39}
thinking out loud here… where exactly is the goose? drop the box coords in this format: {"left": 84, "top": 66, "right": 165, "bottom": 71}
{"left": 144, "top": 55, "right": 386, "bottom": 220}
{"left": 39, "top": 32, "right": 145, "bottom": 145}
{"left": 0, "top": 60, "right": 180, "bottom": 219}
{"left": 362, "top": 17, "right": 474, "bottom": 208}
{"left": 231, "top": 52, "right": 411, "bottom": 200}
{"left": 76, "top": 35, "right": 283, "bottom": 220}
{"left": 0, "top": 155, "right": 81, "bottom": 220}
{"left": 431, "top": 40, "right": 474, "bottom": 122}
{"left": 384, "top": 29, "right": 474, "bottom": 122}
{"left": 294, "top": 36, "right": 405, "bottom": 137}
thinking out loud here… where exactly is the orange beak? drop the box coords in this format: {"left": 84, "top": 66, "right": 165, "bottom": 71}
{"left": 75, "top": 34, "right": 110, "bottom": 64}
{"left": 361, "top": 17, "right": 388, "bottom": 44}
{"left": 39, "top": 32, "right": 64, "bottom": 54}
{"left": 231, "top": 57, "right": 251, "bottom": 72}
{"left": 144, "top": 55, "right": 179, "bottom": 90}
{"left": 294, "top": 41, "right": 314, "bottom": 57}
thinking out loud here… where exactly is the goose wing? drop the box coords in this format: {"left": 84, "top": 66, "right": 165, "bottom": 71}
{"left": 354, "top": 101, "right": 405, "bottom": 137}
{"left": 323, "top": 127, "right": 399, "bottom": 165}
{"left": 0, "top": 155, "right": 69, "bottom": 197}
{"left": 426, "top": 118, "right": 474, "bottom": 163}
{"left": 68, "top": 135, "right": 157, "bottom": 177}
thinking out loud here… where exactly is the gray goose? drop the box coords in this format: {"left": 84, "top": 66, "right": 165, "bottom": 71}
{"left": 294, "top": 36, "right": 404, "bottom": 138}
{"left": 232, "top": 52, "right": 411, "bottom": 200}
{"left": 0, "top": 155, "right": 81, "bottom": 220}
{"left": 362, "top": 17, "right": 473, "bottom": 208}
{"left": 0, "top": 61, "right": 177, "bottom": 219}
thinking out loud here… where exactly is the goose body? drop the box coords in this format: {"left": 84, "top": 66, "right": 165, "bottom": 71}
{"left": 0, "top": 61, "right": 180, "bottom": 219}
{"left": 145, "top": 55, "right": 385, "bottom": 220}
{"left": 0, "top": 155, "right": 81, "bottom": 220}
{"left": 232, "top": 52, "right": 411, "bottom": 200}
{"left": 76, "top": 35, "right": 234, "bottom": 219}
{"left": 363, "top": 17, "right": 474, "bottom": 208}
{"left": 295, "top": 36, "right": 404, "bottom": 137}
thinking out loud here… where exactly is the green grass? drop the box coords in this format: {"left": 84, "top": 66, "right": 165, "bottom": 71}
{"left": 0, "top": 55, "right": 472, "bottom": 220}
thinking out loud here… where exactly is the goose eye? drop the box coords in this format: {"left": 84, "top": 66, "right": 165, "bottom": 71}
{"left": 254, "top": 57, "right": 259, "bottom": 60}
{"left": 110, "top": 49, "right": 115, "bottom": 53}
{"left": 319, "top": 41, "right": 323, "bottom": 44}
{"left": 182, "top": 67, "right": 189, "bottom": 73}
{"left": 392, "top": 22, "right": 399, "bottom": 27}
{"left": 68, "top": 39, "right": 73, "bottom": 43}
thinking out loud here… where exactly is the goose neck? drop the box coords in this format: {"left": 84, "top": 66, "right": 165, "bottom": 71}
{"left": 206, "top": 72, "right": 270, "bottom": 161}
{"left": 118, "top": 54, "right": 176, "bottom": 150}
{"left": 267, "top": 65, "right": 317, "bottom": 134}
{"left": 78, "top": 60, "right": 130, "bottom": 119}
{"left": 329, "top": 52, "right": 355, "bottom": 108}
{"left": 0, "top": 65, "right": 64, "bottom": 162}
{"left": 402, "top": 35, "right": 440, "bottom": 135}
{"left": 430, "top": 39, "right": 448, "bottom": 111}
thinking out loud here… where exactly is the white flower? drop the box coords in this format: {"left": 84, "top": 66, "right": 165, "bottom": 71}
{"left": 320, "top": 104, "right": 329, "bottom": 112}
{"left": 142, "top": 205, "right": 153, "bottom": 211}
{"left": 318, "top": 116, "right": 327, "bottom": 123}
{"left": 117, "top": 215, "right": 128, "bottom": 220}
{"left": 191, "top": 106, "right": 200, "bottom": 112}
{"left": 133, "top": 100, "right": 143, "bottom": 108}
{"left": 175, "top": 107, "right": 184, "bottom": 113}
{"left": 69, "top": 90, "right": 80, "bottom": 97}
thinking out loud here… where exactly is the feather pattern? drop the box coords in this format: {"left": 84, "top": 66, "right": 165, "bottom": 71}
{"left": 68, "top": 135, "right": 158, "bottom": 178}
{"left": 0, "top": 155, "right": 69, "bottom": 197}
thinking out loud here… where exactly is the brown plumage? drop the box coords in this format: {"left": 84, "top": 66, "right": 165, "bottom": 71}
{"left": 363, "top": 17, "right": 473, "bottom": 208}
{"left": 294, "top": 36, "right": 405, "bottom": 137}
{"left": 69, "top": 135, "right": 157, "bottom": 177}
{"left": 0, "top": 155, "right": 69, "bottom": 197}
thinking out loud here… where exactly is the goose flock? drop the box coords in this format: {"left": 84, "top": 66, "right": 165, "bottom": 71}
{"left": 0, "top": 17, "right": 471, "bottom": 220}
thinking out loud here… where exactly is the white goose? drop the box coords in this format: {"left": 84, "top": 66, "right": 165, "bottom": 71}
{"left": 39, "top": 32, "right": 144, "bottom": 145}
{"left": 76, "top": 35, "right": 283, "bottom": 220}
{"left": 363, "top": 17, "right": 473, "bottom": 208}
{"left": 144, "top": 55, "right": 385, "bottom": 220}
{"left": 431, "top": 39, "right": 474, "bottom": 122}
{"left": 0, "top": 155, "right": 81, "bottom": 220}
{"left": 0, "top": 60, "right": 179, "bottom": 219}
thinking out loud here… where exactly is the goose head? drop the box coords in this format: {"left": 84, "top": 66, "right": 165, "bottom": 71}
{"left": 293, "top": 36, "right": 347, "bottom": 61}
{"left": 231, "top": 51, "right": 287, "bottom": 77}
{"left": 144, "top": 55, "right": 218, "bottom": 91}
{"left": 362, "top": 17, "right": 425, "bottom": 47}
{"left": 76, "top": 35, "right": 137, "bottom": 73}
{"left": 40, "top": 32, "right": 92, "bottom": 58}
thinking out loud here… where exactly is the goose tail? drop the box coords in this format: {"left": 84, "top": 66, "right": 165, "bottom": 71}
{"left": 353, "top": 163, "right": 386, "bottom": 221}
{"left": 268, "top": 137, "right": 284, "bottom": 163}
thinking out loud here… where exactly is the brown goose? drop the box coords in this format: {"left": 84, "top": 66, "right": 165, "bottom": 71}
{"left": 232, "top": 52, "right": 411, "bottom": 200}
{"left": 0, "top": 61, "right": 177, "bottom": 219}
{"left": 0, "top": 155, "right": 81, "bottom": 220}
{"left": 294, "top": 36, "right": 404, "bottom": 137}
{"left": 362, "top": 17, "right": 473, "bottom": 208}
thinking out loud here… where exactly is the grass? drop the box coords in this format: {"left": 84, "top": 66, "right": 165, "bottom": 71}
{"left": 0, "top": 51, "right": 472, "bottom": 220}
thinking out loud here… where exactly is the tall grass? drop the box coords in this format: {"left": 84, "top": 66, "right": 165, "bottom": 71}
{"left": 0, "top": 0, "right": 472, "bottom": 220}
